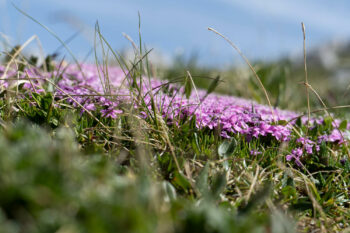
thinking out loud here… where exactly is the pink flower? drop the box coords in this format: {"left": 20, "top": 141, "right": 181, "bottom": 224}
{"left": 101, "top": 108, "right": 123, "bottom": 118}
{"left": 250, "top": 150, "right": 262, "bottom": 156}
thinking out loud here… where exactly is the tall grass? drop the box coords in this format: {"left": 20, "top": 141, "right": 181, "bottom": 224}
{"left": 0, "top": 11, "right": 349, "bottom": 233}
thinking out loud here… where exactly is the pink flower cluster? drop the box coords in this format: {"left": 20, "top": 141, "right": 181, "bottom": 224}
{"left": 1, "top": 64, "right": 348, "bottom": 165}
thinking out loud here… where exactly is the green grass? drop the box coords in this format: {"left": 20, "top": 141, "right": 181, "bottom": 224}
{"left": 0, "top": 23, "right": 350, "bottom": 233}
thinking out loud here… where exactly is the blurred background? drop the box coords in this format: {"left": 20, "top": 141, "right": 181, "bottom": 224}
{"left": 2, "top": 0, "right": 350, "bottom": 111}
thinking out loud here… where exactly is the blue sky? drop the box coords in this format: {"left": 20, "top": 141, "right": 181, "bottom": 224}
{"left": 1, "top": 0, "right": 350, "bottom": 67}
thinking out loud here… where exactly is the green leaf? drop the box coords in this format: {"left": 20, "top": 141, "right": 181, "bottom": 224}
{"left": 210, "top": 172, "right": 226, "bottom": 199}
{"left": 31, "top": 92, "right": 42, "bottom": 107}
{"left": 339, "top": 120, "right": 348, "bottom": 131}
{"left": 281, "top": 186, "right": 297, "bottom": 200}
{"left": 238, "top": 182, "right": 271, "bottom": 215}
{"left": 206, "top": 75, "right": 220, "bottom": 96}
{"left": 40, "top": 93, "right": 53, "bottom": 111}
{"left": 323, "top": 116, "right": 333, "bottom": 130}
{"left": 282, "top": 172, "right": 295, "bottom": 188}
{"left": 172, "top": 171, "right": 192, "bottom": 193}
{"left": 193, "top": 132, "right": 201, "bottom": 153}
{"left": 218, "top": 139, "right": 236, "bottom": 157}
{"left": 218, "top": 139, "right": 236, "bottom": 171}
{"left": 195, "top": 163, "right": 209, "bottom": 196}
{"left": 295, "top": 117, "right": 302, "bottom": 127}
{"left": 290, "top": 198, "right": 313, "bottom": 211}
{"left": 162, "top": 181, "right": 177, "bottom": 201}
{"left": 184, "top": 75, "right": 192, "bottom": 99}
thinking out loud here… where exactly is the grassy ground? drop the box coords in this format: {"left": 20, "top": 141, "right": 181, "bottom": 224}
{"left": 0, "top": 27, "right": 350, "bottom": 233}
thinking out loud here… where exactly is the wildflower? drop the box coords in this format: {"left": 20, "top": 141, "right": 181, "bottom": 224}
{"left": 84, "top": 103, "right": 96, "bottom": 111}
{"left": 328, "top": 129, "right": 343, "bottom": 143}
{"left": 286, "top": 148, "right": 303, "bottom": 166}
{"left": 250, "top": 150, "right": 262, "bottom": 156}
{"left": 101, "top": 108, "right": 123, "bottom": 118}
{"left": 1, "top": 62, "right": 348, "bottom": 159}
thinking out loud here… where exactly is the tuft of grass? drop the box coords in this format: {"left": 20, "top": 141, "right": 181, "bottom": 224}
{"left": 0, "top": 14, "right": 350, "bottom": 232}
